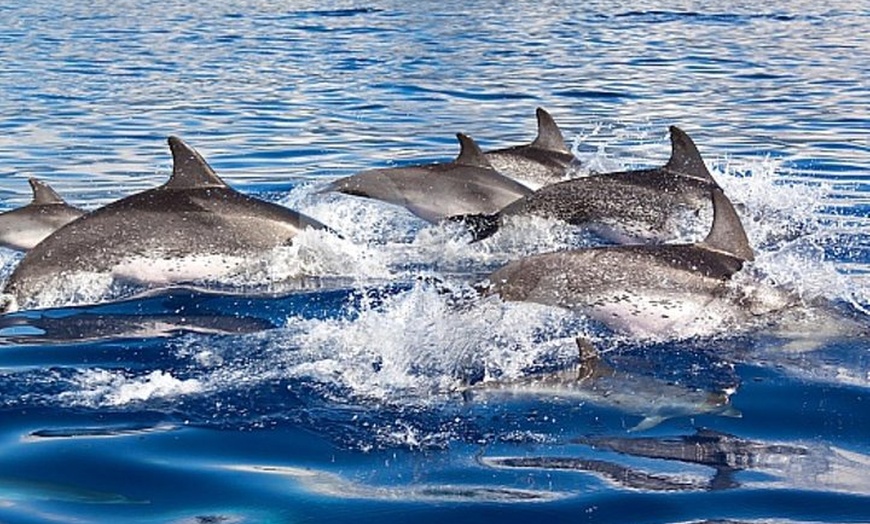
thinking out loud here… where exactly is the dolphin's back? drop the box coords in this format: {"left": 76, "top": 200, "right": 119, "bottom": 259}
{"left": 501, "top": 168, "right": 713, "bottom": 230}
{"left": 486, "top": 244, "right": 745, "bottom": 338}
{"left": 469, "top": 126, "right": 722, "bottom": 243}
{"left": 489, "top": 244, "right": 741, "bottom": 304}
{"left": 0, "top": 178, "right": 85, "bottom": 251}
{"left": 484, "top": 108, "right": 576, "bottom": 189}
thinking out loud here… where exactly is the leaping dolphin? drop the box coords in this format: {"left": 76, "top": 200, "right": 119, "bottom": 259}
{"left": 0, "top": 178, "right": 85, "bottom": 251}
{"left": 457, "top": 126, "right": 721, "bottom": 243}
{"left": 483, "top": 186, "right": 757, "bottom": 339}
{"left": 325, "top": 133, "right": 533, "bottom": 223}
{"left": 483, "top": 107, "right": 576, "bottom": 189}
{"left": 1, "top": 137, "right": 329, "bottom": 313}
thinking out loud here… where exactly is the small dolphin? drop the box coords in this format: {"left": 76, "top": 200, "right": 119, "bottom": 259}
{"left": 0, "top": 178, "right": 85, "bottom": 251}
{"left": 483, "top": 107, "right": 576, "bottom": 189}
{"left": 457, "top": 126, "right": 720, "bottom": 243}
{"left": 484, "top": 186, "right": 756, "bottom": 339}
{"left": 1, "top": 137, "right": 328, "bottom": 312}
{"left": 326, "top": 133, "right": 533, "bottom": 223}
{"left": 466, "top": 339, "right": 740, "bottom": 431}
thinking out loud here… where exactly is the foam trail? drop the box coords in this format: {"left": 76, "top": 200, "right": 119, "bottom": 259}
{"left": 280, "top": 284, "right": 592, "bottom": 402}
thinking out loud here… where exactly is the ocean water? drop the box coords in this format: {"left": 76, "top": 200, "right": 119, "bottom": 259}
{"left": 0, "top": 1, "right": 868, "bottom": 523}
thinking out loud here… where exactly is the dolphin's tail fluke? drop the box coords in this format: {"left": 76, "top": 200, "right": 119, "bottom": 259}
{"left": 447, "top": 213, "right": 501, "bottom": 242}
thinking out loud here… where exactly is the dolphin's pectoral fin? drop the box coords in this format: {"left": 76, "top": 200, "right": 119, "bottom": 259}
{"left": 699, "top": 188, "right": 755, "bottom": 262}
{"left": 165, "top": 136, "right": 228, "bottom": 190}
{"left": 445, "top": 213, "right": 501, "bottom": 242}
{"left": 454, "top": 133, "right": 494, "bottom": 169}
{"left": 28, "top": 178, "right": 67, "bottom": 206}
{"left": 719, "top": 405, "right": 742, "bottom": 419}
{"left": 531, "top": 107, "right": 571, "bottom": 154}
{"left": 664, "top": 126, "right": 718, "bottom": 186}
{"left": 629, "top": 415, "right": 666, "bottom": 432}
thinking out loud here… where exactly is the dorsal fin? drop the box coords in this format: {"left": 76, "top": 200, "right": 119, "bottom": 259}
{"left": 454, "top": 133, "right": 493, "bottom": 168}
{"left": 575, "top": 337, "right": 613, "bottom": 380}
{"left": 699, "top": 188, "right": 755, "bottom": 262}
{"left": 664, "top": 126, "right": 718, "bottom": 186}
{"left": 28, "top": 178, "right": 66, "bottom": 205}
{"left": 531, "top": 107, "right": 570, "bottom": 153}
{"left": 165, "top": 136, "right": 227, "bottom": 190}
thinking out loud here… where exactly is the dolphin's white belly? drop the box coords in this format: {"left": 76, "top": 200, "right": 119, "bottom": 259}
{"left": 579, "top": 289, "right": 740, "bottom": 340}
{"left": 111, "top": 253, "right": 245, "bottom": 286}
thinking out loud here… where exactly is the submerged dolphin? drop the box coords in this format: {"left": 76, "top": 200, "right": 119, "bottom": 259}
{"left": 325, "top": 133, "right": 533, "bottom": 222}
{"left": 467, "top": 339, "right": 740, "bottom": 431}
{"left": 1, "top": 137, "right": 328, "bottom": 312}
{"left": 0, "top": 178, "right": 85, "bottom": 251}
{"left": 457, "top": 126, "right": 721, "bottom": 243}
{"left": 484, "top": 186, "right": 757, "bottom": 339}
{"left": 483, "top": 107, "right": 576, "bottom": 189}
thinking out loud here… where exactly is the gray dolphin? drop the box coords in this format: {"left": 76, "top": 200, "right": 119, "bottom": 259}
{"left": 483, "top": 186, "right": 757, "bottom": 339}
{"left": 457, "top": 126, "right": 721, "bottom": 243}
{"left": 467, "top": 339, "right": 740, "bottom": 431}
{"left": 1, "top": 137, "right": 328, "bottom": 312}
{"left": 483, "top": 107, "right": 576, "bottom": 189}
{"left": 0, "top": 178, "right": 85, "bottom": 251}
{"left": 325, "top": 133, "right": 534, "bottom": 223}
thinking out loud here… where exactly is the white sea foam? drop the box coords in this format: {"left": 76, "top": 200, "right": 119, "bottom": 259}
{"left": 280, "top": 284, "right": 591, "bottom": 402}
{"left": 60, "top": 369, "right": 203, "bottom": 407}
{"left": 716, "top": 158, "right": 867, "bottom": 311}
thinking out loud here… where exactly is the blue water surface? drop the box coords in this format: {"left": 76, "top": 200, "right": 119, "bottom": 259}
{"left": 0, "top": 1, "right": 868, "bottom": 523}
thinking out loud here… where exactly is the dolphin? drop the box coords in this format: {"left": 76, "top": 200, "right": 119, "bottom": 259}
{"left": 483, "top": 186, "right": 757, "bottom": 339}
{"left": 325, "top": 133, "right": 533, "bottom": 223}
{"left": 466, "top": 339, "right": 740, "bottom": 431}
{"left": 483, "top": 107, "right": 576, "bottom": 189}
{"left": 0, "top": 178, "right": 85, "bottom": 251}
{"left": 456, "top": 126, "right": 721, "bottom": 243}
{"left": 1, "top": 137, "right": 329, "bottom": 313}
